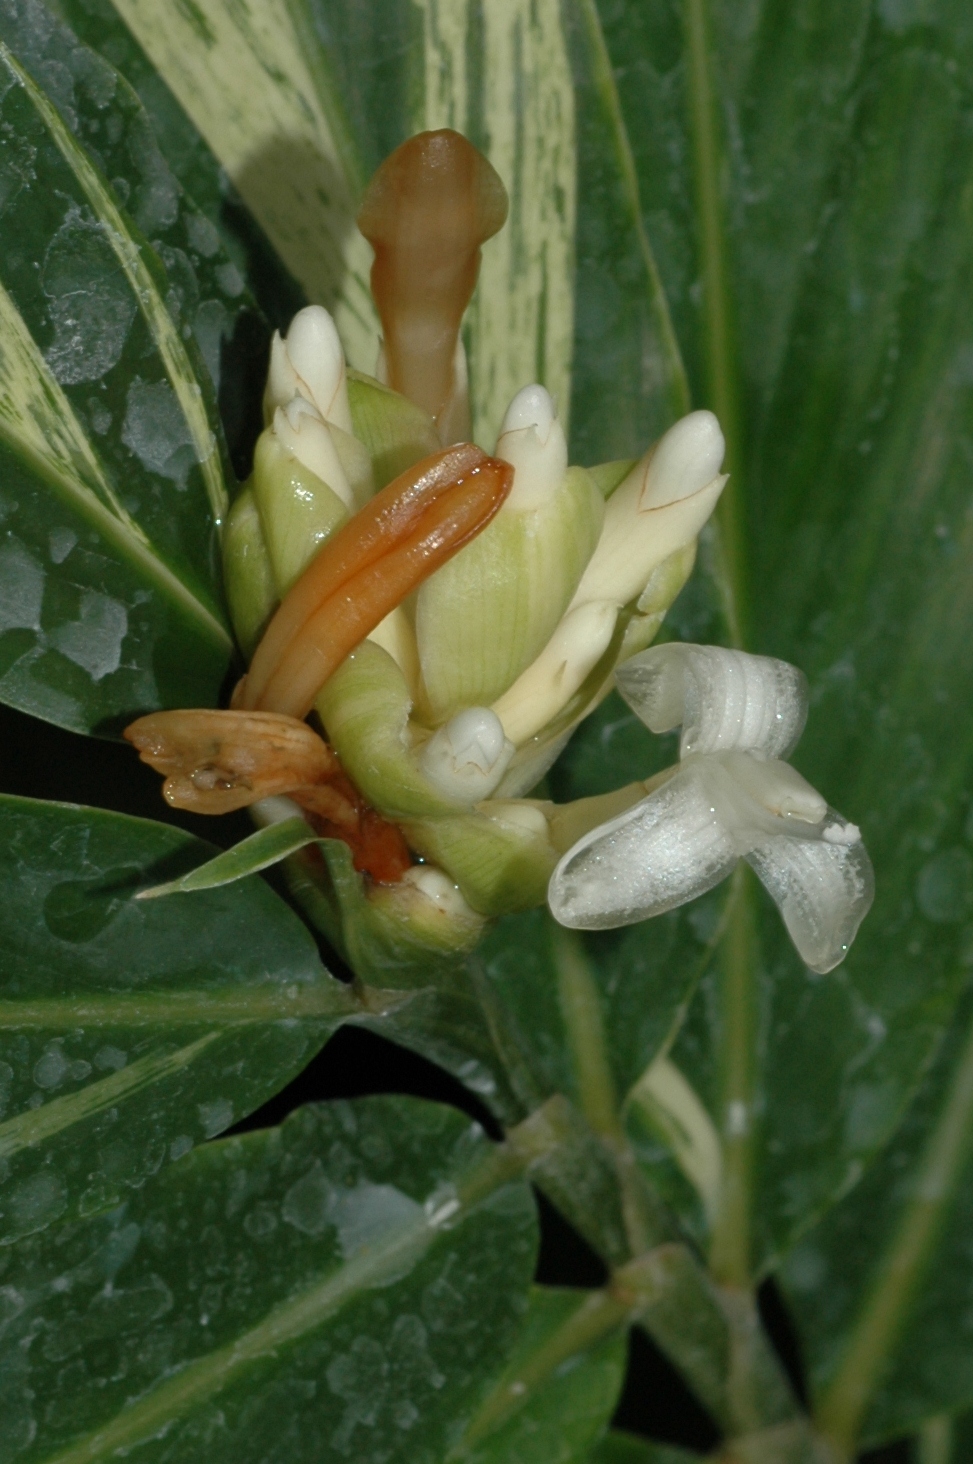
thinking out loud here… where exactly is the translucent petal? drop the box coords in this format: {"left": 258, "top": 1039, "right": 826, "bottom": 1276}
{"left": 547, "top": 768, "right": 738, "bottom": 929}
{"left": 746, "top": 813, "right": 874, "bottom": 973}
{"left": 616, "top": 643, "right": 809, "bottom": 758}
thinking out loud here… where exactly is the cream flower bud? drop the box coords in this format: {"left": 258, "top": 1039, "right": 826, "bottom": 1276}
{"left": 419, "top": 707, "right": 515, "bottom": 803}
{"left": 263, "top": 305, "right": 353, "bottom": 434}
{"left": 272, "top": 398, "right": 355, "bottom": 511}
{"left": 571, "top": 411, "right": 727, "bottom": 610}
{"left": 492, "top": 600, "right": 617, "bottom": 746}
{"left": 494, "top": 384, "right": 569, "bottom": 510}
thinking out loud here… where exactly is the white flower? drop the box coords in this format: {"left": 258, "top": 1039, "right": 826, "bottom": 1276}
{"left": 547, "top": 642, "right": 874, "bottom": 973}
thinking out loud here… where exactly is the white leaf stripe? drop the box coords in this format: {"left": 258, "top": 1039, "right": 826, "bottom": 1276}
{"left": 100, "top": 0, "right": 380, "bottom": 372}
{"left": 0, "top": 275, "right": 233, "bottom": 651}
{"left": 0, "top": 1033, "right": 220, "bottom": 1162}
{"left": 1, "top": 45, "right": 229, "bottom": 530}
{"left": 417, "top": 0, "right": 576, "bottom": 447}
{"left": 0, "top": 275, "right": 147, "bottom": 542}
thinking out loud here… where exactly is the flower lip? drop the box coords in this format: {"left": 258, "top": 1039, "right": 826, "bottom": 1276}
{"left": 548, "top": 642, "right": 873, "bottom": 973}
{"left": 615, "top": 642, "right": 809, "bottom": 760}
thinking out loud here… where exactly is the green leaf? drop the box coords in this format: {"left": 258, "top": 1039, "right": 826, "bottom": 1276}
{"left": 589, "top": 1437, "right": 701, "bottom": 1464}
{"left": 137, "top": 816, "right": 317, "bottom": 898}
{"left": 0, "top": 794, "right": 353, "bottom": 1243}
{"left": 452, "top": 1285, "right": 628, "bottom": 1463}
{"left": 780, "top": 985, "right": 973, "bottom": 1451}
{"left": 580, "top": 0, "right": 973, "bottom": 1281}
{"left": 53, "top": 0, "right": 305, "bottom": 330}
{"left": 0, "top": 5, "right": 247, "bottom": 732}
{"left": 0, "top": 1094, "right": 538, "bottom": 1463}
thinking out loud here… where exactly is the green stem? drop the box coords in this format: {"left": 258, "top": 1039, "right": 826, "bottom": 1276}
{"left": 816, "top": 1012, "right": 973, "bottom": 1459}
{"left": 552, "top": 922, "right": 621, "bottom": 1139}
{"left": 709, "top": 866, "right": 759, "bottom": 1288}
{"left": 551, "top": 922, "right": 667, "bottom": 1256}
{"left": 577, "top": 0, "right": 692, "bottom": 421}
{"left": 682, "top": 0, "right": 747, "bottom": 648}
{"left": 452, "top": 1286, "right": 631, "bottom": 1452}
{"left": 917, "top": 1417, "right": 954, "bottom": 1464}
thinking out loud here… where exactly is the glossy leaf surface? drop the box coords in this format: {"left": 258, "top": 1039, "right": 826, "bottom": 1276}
{"left": 781, "top": 985, "right": 973, "bottom": 1448}
{"left": 0, "top": 1095, "right": 538, "bottom": 1463}
{"left": 0, "top": 0, "right": 246, "bottom": 732}
{"left": 454, "top": 1285, "right": 627, "bottom": 1463}
{"left": 582, "top": 0, "right": 973, "bottom": 1283}
{"left": 0, "top": 794, "right": 352, "bottom": 1244}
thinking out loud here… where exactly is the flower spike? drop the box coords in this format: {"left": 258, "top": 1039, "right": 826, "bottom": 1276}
{"left": 548, "top": 643, "right": 874, "bottom": 973}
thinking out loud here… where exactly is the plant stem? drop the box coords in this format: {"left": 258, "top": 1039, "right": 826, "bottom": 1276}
{"left": 682, "top": 0, "right": 747, "bottom": 649}
{"left": 917, "top": 1417, "right": 954, "bottom": 1464}
{"left": 552, "top": 922, "right": 621, "bottom": 1139}
{"left": 816, "top": 1010, "right": 973, "bottom": 1459}
{"left": 709, "top": 866, "right": 759, "bottom": 1289}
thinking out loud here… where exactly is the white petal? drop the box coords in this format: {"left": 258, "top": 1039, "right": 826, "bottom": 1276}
{"left": 494, "top": 384, "right": 568, "bottom": 510}
{"left": 263, "top": 331, "right": 301, "bottom": 421}
{"left": 616, "top": 642, "right": 809, "bottom": 758}
{"left": 745, "top": 814, "right": 874, "bottom": 973}
{"left": 547, "top": 768, "right": 738, "bottom": 929}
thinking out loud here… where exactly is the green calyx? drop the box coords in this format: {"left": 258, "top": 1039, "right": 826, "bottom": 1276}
{"left": 415, "top": 465, "right": 604, "bottom": 723}
{"left": 347, "top": 369, "right": 440, "bottom": 489}
{"left": 222, "top": 486, "right": 276, "bottom": 658}
{"left": 281, "top": 838, "right": 486, "bottom": 986}
{"left": 315, "top": 641, "right": 460, "bottom": 820}
{"left": 251, "top": 427, "right": 349, "bottom": 593}
{"left": 401, "top": 802, "right": 558, "bottom": 918}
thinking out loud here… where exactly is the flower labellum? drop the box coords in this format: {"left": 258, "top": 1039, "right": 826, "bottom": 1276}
{"left": 548, "top": 643, "right": 874, "bottom": 973}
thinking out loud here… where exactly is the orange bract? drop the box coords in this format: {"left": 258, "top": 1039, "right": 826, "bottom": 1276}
{"left": 358, "top": 129, "right": 507, "bottom": 429}
{"left": 124, "top": 709, "right": 413, "bottom": 883}
{"left": 239, "top": 443, "right": 512, "bottom": 720}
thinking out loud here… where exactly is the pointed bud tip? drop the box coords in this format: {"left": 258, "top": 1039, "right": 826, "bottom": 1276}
{"left": 498, "top": 383, "right": 558, "bottom": 444}
{"left": 641, "top": 410, "right": 726, "bottom": 509}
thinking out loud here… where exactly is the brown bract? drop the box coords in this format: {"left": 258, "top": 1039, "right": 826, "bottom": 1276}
{"left": 124, "top": 709, "right": 412, "bottom": 883}
{"left": 358, "top": 129, "right": 508, "bottom": 430}
{"left": 124, "top": 710, "right": 341, "bottom": 815}
{"left": 238, "top": 443, "right": 513, "bottom": 720}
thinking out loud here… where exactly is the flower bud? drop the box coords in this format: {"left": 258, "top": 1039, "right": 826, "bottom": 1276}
{"left": 222, "top": 486, "right": 277, "bottom": 657}
{"left": 570, "top": 411, "right": 727, "bottom": 610}
{"left": 494, "top": 384, "right": 568, "bottom": 511}
{"left": 491, "top": 600, "right": 618, "bottom": 746}
{"left": 419, "top": 707, "right": 515, "bottom": 803}
{"left": 263, "top": 304, "right": 352, "bottom": 434}
{"left": 272, "top": 398, "right": 355, "bottom": 510}
{"left": 250, "top": 421, "right": 349, "bottom": 596}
